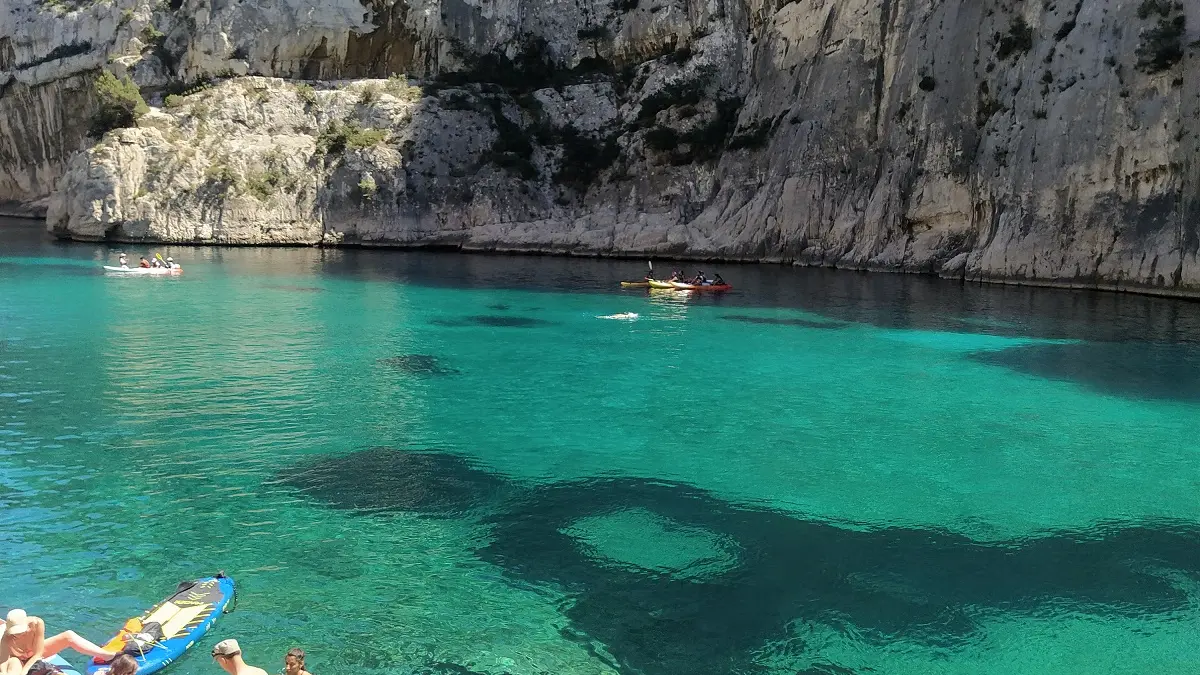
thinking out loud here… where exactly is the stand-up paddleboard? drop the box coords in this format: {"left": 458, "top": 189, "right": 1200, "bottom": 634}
{"left": 32, "top": 655, "right": 83, "bottom": 675}
{"left": 87, "top": 573, "right": 235, "bottom": 675}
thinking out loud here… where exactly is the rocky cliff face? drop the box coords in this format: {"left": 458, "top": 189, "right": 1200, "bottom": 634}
{"left": 4, "top": 0, "right": 1200, "bottom": 294}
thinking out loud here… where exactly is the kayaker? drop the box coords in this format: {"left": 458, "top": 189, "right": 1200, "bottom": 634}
{"left": 0, "top": 609, "right": 116, "bottom": 663}
{"left": 139, "top": 257, "right": 151, "bottom": 268}
{"left": 165, "top": 257, "right": 175, "bottom": 269}
{"left": 713, "top": 273, "right": 725, "bottom": 286}
{"left": 211, "top": 639, "right": 268, "bottom": 675}
{"left": 151, "top": 257, "right": 162, "bottom": 268}
{"left": 118, "top": 253, "right": 128, "bottom": 268}
{"left": 283, "top": 648, "right": 312, "bottom": 675}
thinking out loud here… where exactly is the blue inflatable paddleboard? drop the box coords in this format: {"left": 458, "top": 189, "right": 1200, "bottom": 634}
{"left": 86, "top": 574, "right": 235, "bottom": 675}
{"left": 36, "top": 655, "right": 83, "bottom": 675}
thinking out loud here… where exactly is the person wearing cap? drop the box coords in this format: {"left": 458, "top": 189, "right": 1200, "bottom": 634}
{"left": 0, "top": 609, "right": 115, "bottom": 663}
{"left": 165, "top": 257, "right": 175, "bottom": 269}
{"left": 118, "top": 253, "right": 129, "bottom": 269}
{"left": 211, "top": 639, "right": 267, "bottom": 675}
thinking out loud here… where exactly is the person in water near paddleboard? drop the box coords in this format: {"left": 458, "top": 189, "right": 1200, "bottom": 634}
{"left": 0, "top": 611, "right": 43, "bottom": 675}
{"left": 106, "top": 654, "right": 138, "bottom": 675}
{"left": 211, "top": 639, "right": 267, "bottom": 675}
{"left": 1, "top": 610, "right": 116, "bottom": 663}
{"left": 282, "top": 648, "right": 311, "bottom": 675}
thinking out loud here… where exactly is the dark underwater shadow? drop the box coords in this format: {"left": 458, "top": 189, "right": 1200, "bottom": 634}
{"left": 263, "top": 284, "right": 324, "bottom": 293}
{"left": 276, "top": 448, "right": 509, "bottom": 516}
{"left": 376, "top": 354, "right": 461, "bottom": 376}
{"left": 969, "top": 341, "right": 1200, "bottom": 402}
{"left": 429, "top": 315, "right": 554, "bottom": 328}
{"left": 722, "top": 314, "right": 849, "bottom": 329}
{"left": 0, "top": 261, "right": 96, "bottom": 276}
{"left": 276, "top": 448, "right": 1200, "bottom": 675}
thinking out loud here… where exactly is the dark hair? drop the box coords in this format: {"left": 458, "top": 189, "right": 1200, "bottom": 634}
{"left": 286, "top": 648, "right": 305, "bottom": 663}
{"left": 108, "top": 655, "right": 138, "bottom": 675}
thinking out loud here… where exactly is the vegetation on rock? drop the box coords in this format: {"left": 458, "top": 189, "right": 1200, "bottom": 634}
{"left": 385, "top": 76, "right": 423, "bottom": 102}
{"left": 316, "top": 121, "right": 389, "bottom": 156}
{"left": 89, "top": 71, "right": 149, "bottom": 137}
{"left": 1136, "top": 12, "right": 1186, "bottom": 73}
{"left": 995, "top": 16, "right": 1034, "bottom": 60}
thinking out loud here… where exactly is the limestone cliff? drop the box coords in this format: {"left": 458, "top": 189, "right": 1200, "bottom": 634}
{"left": 4, "top": 0, "right": 1200, "bottom": 294}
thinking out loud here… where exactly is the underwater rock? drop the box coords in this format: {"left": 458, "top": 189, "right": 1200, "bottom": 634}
{"left": 376, "top": 354, "right": 461, "bottom": 376}
{"left": 430, "top": 315, "right": 553, "bottom": 328}
{"left": 721, "top": 314, "right": 848, "bottom": 329}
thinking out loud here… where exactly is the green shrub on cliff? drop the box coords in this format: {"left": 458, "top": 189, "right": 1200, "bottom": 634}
{"left": 295, "top": 83, "right": 317, "bottom": 105}
{"left": 244, "top": 167, "right": 286, "bottom": 201}
{"left": 1136, "top": 14, "right": 1186, "bottom": 72}
{"left": 316, "top": 121, "right": 388, "bottom": 156}
{"left": 385, "top": 75, "right": 423, "bottom": 102}
{"left": 995, "top": 15, "right": 1034, "bottom": 59}
{"left": 89, "top": 71, "right": 148, "bottom": 137}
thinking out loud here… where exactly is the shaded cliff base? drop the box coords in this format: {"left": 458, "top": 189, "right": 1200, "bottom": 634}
{"left": 45, "top": 225, "right": 1200, "bottom": 303}
{"left": 0, "top": 201, "right": 45, "bottom": 219}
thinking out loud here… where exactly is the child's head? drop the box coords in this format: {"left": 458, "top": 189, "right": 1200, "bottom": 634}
{"left": 108, "top": 654, "right": 138, "bottom": 675}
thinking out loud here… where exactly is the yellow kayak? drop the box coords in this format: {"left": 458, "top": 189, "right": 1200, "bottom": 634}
{"left": 647, "top": 279, "right": 676, "bottom": 289}
{"left": 620, "top": 281, "right": 651, "bottom": 287}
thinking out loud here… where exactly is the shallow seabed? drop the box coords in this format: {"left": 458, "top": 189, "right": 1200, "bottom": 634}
{"left": 3, "top": 220, "right": 1200, "bottom": 675}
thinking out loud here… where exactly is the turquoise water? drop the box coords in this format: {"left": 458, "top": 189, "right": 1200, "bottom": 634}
{"left": 4, "top": 219, "right": 1200, "bottom": 675}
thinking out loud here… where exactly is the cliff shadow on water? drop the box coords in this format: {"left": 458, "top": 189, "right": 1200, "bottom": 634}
{"left": 311, "top": 246, "right": 1200, "bottom": 402}
{"left": 278, "top": 448, "right": 1200, "bottom": 675}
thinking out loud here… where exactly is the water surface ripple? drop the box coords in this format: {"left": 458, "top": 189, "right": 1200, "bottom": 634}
{"left": 3, "top": 219, "right": 1200, "bottom": 675}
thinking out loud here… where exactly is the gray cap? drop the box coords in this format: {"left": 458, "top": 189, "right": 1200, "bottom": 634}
{"left": 211, "top": 639, "right": 241, "bottom": 657}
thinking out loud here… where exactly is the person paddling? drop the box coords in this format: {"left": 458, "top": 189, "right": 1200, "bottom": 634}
{"left": 118, "top": 253, "right": 128, "bottom": 269}
{"left": 211, "top": 639, "right": 267, "bottom": 675}
{"left": 139, "top": 257, "right": 150, "bottom": 268}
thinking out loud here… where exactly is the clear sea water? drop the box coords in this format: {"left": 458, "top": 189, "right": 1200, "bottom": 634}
{"left": 3, "top": 217, "right": 1200, "bottom": 675}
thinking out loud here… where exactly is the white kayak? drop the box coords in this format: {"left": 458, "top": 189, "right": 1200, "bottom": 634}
{"left": 103, "top": 265, "right": 183, "bottom": 275}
